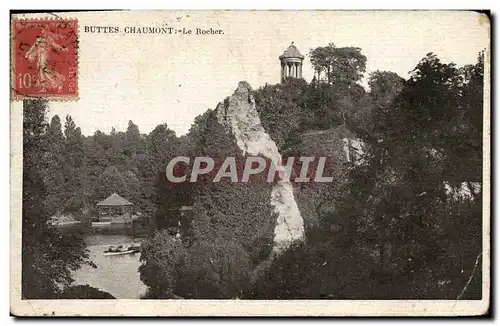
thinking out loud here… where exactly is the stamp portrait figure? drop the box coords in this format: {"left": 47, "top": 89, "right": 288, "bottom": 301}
{"left": 12, "top": 19, "right": 78, "bottom": 100}
{"left": 25, "top": 25, "right": 68, "bottom": 93}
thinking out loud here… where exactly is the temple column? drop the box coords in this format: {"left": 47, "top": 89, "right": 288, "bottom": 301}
{"left": 281, "top": 63, "right": 285, "bottom": 81}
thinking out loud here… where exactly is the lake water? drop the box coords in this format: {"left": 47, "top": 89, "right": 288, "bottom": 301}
{"left": 66, "top": 225, "right": 150, "bottom": 298}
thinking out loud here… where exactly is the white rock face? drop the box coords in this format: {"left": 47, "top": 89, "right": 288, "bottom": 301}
{"left": 216, "top": 81, "right": 305, "bottom": 253}
{"left": 443, "top": 181, "right": 481, "bottom": 200}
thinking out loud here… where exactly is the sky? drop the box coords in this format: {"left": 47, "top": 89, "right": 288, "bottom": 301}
{"left": 13, "top": 11, "right": 489, "bottom": 136}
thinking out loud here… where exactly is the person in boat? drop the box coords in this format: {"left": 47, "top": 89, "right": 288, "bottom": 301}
{"left": 127, "top": 245, "right": 141, "bottom": 252}
{"left": 106, "top": 245, "right": 124, "bottom": 253}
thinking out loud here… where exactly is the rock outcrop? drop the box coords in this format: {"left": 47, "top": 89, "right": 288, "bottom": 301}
{"left": 216, "top": 81, "right": 305, "bottom": 253}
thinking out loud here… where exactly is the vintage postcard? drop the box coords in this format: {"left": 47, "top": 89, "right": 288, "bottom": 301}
{"left": 10, "top": 10, "right": 490, "bottom": 316}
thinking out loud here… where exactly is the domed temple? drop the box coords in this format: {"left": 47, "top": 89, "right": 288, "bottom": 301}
{"left": 279, "top": 42, "right": 304, "bottom": 82}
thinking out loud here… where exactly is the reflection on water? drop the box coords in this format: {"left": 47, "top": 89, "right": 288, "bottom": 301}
{"left": 64, "top": 224, "right": 151, "bottom": 299}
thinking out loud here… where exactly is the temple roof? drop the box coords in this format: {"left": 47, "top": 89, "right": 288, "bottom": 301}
{"left": 280, "top": 42, "right": 305, "bottom": 59}
{"left": 97, "top": 193, "right": 133, "bottom": 206}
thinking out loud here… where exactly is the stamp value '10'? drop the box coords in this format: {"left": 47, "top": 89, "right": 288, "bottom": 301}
{"left": 11, "top": 19, "right": 78, "bottom": 100}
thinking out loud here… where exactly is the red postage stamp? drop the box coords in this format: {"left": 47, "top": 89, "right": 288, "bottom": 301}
{"left": 11, "top": 19, "right": 78, "bottom": 100}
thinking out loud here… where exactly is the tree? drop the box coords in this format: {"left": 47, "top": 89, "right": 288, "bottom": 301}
{"left": 443, "top": 52, "right": 484, "bottom": 185}
{"left": 43, "top": 115, "right": 67, "bottom": 215}
{"left": 63, "top": 116, "right": 85, "bottom": 171}
{"left": 146, "top": 123, "right": 178, "bottom": 172}
{"left": 246, "top": 239, "right": 375, "bottom": 299}
{"left": 306, "top": 44, "right": 369, "bottom": 133}
{"left": 305, "top": 81, "right": 368, "bottom": 130}
{"left": 368, "top": 71, "right": 405, "bottom": 106}
{"left": 253, "top": 78, "right": 310, "bottom": 148}
{"left": 22, "top": 100, "right": 94, "bottom": 299}
{"left": 142, "top": 123, "right": 182, "bottom": 224}
{"left": 139, "top": 230, "right": 187, "bottom": 299}
{"left": 140, "top": 104, "right": 279, "bottom": 298}
{"left": 23, "top": 100, "right": 50, "bottom": 233}
{"left": 331, "top": 53, "right": 483, "bottom": 298}
{"left": 309, "top": 43, "right": 367, "bottom": 84}
{"left": 179, "top": 109, "right": 276, "bottom": 253}
{"left": 60, "top": 115, "right": 86, "bottom": 214}
{"left": 94, "top": 166, "right": 131, "bottom": 201}
{"left": 362, "top": 70, "right": 405, "bottom": 140}
{"left": 92, "top": 130, "right": 112, "bottom": 150}
{"left": 177, "top": 239, "right": 251, "bottom": 298}
{"left": 124, "top": 120, "right": 142, "bottom": 158}
{"left": 247, "top": 53, "right": 483, "bottom": 300}
{"left": 60, "top": 285, "right": 115, "bottom": 299}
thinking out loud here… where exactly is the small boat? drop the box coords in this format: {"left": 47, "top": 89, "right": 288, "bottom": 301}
{"left": 103, "top": 244, "right": 141, "bottom": 256}
{"left": 49, "top": 220, "right": 81, "bottom": 226}
{"left": 92, "top": 221, "right": 112, "bottom": 227}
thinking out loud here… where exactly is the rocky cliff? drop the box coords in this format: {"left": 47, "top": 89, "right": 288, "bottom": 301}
{"left": 216, "top": 81, "right": 305, "bottom": 254}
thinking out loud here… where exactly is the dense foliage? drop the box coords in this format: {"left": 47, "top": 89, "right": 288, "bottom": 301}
{"left": 22, "top": 100, "right": 104, "bottom": 299}
{"left": 139, "top": 46, "right": 484, "bottom": 299}
{"left": 28, "top": 112, "right": 185, "bottom": 223}
{"left": 245, "top": 52, "right": 484, "bottom": 299}
{"left": 22, "top": 42, "right": 484, "bottom": 300}
{"left": 309, "top": 43, "right": 367, "bottom": 84}
{"left": 59, "top": 285, "right": 116, "bottom": 299}
{"left": 140, "top": 108, "right": 277, "bottom": 298}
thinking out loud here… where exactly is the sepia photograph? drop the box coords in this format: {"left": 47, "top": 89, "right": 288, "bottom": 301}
{"left": 10, "top": 10, "right": 490, "bottom": 316}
